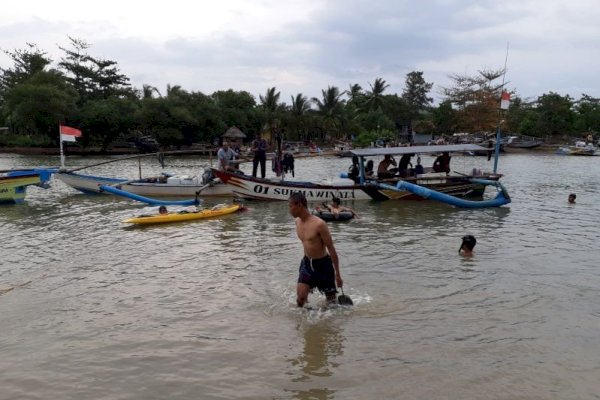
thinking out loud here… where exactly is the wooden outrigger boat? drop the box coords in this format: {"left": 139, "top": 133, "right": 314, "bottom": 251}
{"left": 0, "top": 168, "right": 56, "bottom": 204}
{"left": 56, "top": 170, "right": 232, "bottom": 197}
{"left": 213, "top": 144, "right": 510, "bottom": 207}
{"left": 55, "top": 151, "right": 233, "bottom": 198}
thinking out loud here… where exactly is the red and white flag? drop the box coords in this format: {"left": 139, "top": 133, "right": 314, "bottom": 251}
{"left": 60, "top": 125, "right": 82, "bottom": 142}
{"left": 500, "top": 91, "right": 510, "bottom": 110}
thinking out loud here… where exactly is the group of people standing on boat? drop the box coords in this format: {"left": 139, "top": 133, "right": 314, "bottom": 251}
{"left": 217, "top": 132, "right": 296, "bottom": 179}
{"left": 217, "top": 133, "right": 268, "bottom": 177}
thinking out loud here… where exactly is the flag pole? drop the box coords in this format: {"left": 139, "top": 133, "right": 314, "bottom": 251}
{"left": 493, "top": 42, "right": 510, "bottom": 174}
{"left": 59, "top": 123, "right": 66, "bottom": 168}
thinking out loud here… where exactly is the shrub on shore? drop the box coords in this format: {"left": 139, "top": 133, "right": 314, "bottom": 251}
{"left": 0, "top": 133, "right": 55, "bottom": 148}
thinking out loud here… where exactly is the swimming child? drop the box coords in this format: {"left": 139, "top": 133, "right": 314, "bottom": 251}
{"left": 459, "top": 235, "right": 476, "bottom": 257}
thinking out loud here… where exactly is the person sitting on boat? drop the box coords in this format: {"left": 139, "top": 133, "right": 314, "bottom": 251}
{"left": 433, "top": 152, "right": 451, "bottom": 174}
{"left": 459, "top": 235, "right": 476, "bottom": 257}
{"left": 158, "top": 205, "right": 168, "bottom": 215}
{"left": 348, "top": 155, "right": 360, "bottom": 183}
{"left": 398, "top": 153, "right": 414, "bottom": 178}
{"left": 377, "top": 155, "right": 398, "bottom": 179}
{"left": 317, "top": 197, "right": 359, "bottom": 218}
{"left": 414, "top": 156, "right": 424, "bottom": 175}
{"left": 217, "top": 141, "right": 240, "bottom": 173}
{"left": 568, "top": 193, "right": 576, "bottom": 204}
{"left": 365, "top": 160, "right": 375, "bottom": 178}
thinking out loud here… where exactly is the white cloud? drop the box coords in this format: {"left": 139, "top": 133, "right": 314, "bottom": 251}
{"left": 1, "top": 0, "right": 600, "bottom": 103}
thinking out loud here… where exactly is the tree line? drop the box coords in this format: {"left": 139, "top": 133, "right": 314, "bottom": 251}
{"left": 1, "top": 37, "right": 598, "bottom": 150}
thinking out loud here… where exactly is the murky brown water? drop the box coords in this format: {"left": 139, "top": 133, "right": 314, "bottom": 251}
{"left": 1, "top": 152, "right": 599, "bottom": 399}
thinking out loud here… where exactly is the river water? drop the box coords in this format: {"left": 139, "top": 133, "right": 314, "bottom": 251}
{"left": 1, "top": 151, "right": 599, "bottom": 399}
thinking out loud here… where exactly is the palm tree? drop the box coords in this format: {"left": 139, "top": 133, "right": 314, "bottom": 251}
{"left": 166, "top": 84, "right": 184, "bottom": 98}
{"left": 142, "top": 84, "right": 162, "bottom": 99}
{"left": 290, "top": 93, "right": 311, "bottom": 116}
{"left": 289, "top": 93, "right": 312, "bottom": 140}
{"left": 259, "top": 87, "right": 281, "bottom": 113}
{"left": 365, "top": 77, "right": 389, "bottom": 111}
{"left": 312, "top": 86, "right": 346, "bottom": 139}
{"left": 259, "top": 87, "right": 282, "bottom": 136}
{"left": 347, "top": 83, "right": 363, "bottom": 103}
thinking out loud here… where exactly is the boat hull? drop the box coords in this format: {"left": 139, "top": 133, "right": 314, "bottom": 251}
{"left": 0, "top": 175, "right": 41, "bottom": 204}
{"left": 123, "top": 203, "right": 241, "bottom": 224}
{"left": 213, "top": 169, "right": 500, "bottom": 201}
{"left": 56, "top": 172, "right": 233, "bottom": 197}
{"left": 556, "top": 147, "right": 596, "bottom": 156}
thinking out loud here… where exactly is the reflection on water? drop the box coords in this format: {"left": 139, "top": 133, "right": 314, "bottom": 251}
{"left": 286, "top": 316, "right": 345, "bottom": 400}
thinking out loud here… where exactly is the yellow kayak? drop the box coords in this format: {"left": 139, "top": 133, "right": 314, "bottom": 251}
{"left": 123, "top": 203, "right": 242, "bottom": 225}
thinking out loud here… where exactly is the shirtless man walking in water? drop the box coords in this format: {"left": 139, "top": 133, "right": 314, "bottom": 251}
{"left": 288, "top": 192, "right": 343, "bottom": 307}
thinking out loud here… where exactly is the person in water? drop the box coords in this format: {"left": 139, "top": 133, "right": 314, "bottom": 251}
{"left": 158, "top": 205, "right": 168, "bottom": 215}
{"left": 459, "top": 235, "right": 477, "bottom": 257}
{"left": 319, "top": 196, "right": 359, "bottom": 218}
{"left": 289, "top": 192, "right": 343, "bottom": 307}
{"left": 568, "top": 193, "right": 576, "bottom": 204}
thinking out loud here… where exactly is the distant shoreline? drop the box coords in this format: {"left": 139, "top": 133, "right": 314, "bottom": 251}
{"left": 0, "top": 143, "right": 562, "bottom": 156}
{"left": 0, "top": 146, "right": 217, "bottom": 156}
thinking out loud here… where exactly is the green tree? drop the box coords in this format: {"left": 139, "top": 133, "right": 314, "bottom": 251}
{"left": 441, "top": 68, "right": 505, "bottom": 132}
{"left": 533, "top": 92, "right": 575, "bottom": 136}
{"left": 287, "top": 93, "right": 312, "bottom": 140}
{"left": 402, "top": 71, "right": 433, "bottom": 129}
{"left": 0, "top": 43, "right": 52, "bottom": 102}
{"left": 140, "top": 84, "right": 162, "bottom": 99}
{"left": 259, "top": 87, "right": 285, "bottom": 137}
{"left": 3, "top": 70, "right": 77, "bottom": 140}
{"left": 365, "top": 77, "right": 389, "bottom": 111}
{"left": 58, "top": 36, "right": 132, "bottom": 104}
{"left": 312, "top": 86, "right": 346, "bottom": 139}
{"left": 80, "top": 98, "right": 139, "bottom": 149}
{"left": 211, "top": 89, "right": 259, "bottom": 138}
{"left": 573, "top": 94, "right": 600, "bottom": 134}
{"left": 431, "top": 100, "right": 457, "bottom": 135}
{"left": 259, "top": 87, "right": 281, "bottom": 113}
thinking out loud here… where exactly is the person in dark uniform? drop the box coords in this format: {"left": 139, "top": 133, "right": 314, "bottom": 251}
{"left": 251, "top": 132, "right": 268, "bottom": 178}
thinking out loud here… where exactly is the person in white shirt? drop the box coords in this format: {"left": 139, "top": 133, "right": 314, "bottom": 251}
{"left": 217, "top": 141, "right": 238, "bottom": 172}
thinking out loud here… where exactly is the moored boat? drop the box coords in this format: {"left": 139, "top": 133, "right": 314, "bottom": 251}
{"left": 213, "top": 144, "right": 505, "bottom": 203}
{"left": 56, "top": 169, "right": 232, "bottom": 197}
{"left": 555, "top": 141, "right": 597, "bottom": 156}
{"left": 506, "top": 135, "right": 544, "bottom": 149}
{"left": 0, "top": 168, "right": 56, "bottom": 204}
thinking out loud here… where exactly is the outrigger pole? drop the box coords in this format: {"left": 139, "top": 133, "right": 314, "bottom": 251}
{"left": 494, "top": 42, "right": 510, "bottom": 174}
{"left": 62, "top": 149, "right": 215, "bottom": 174}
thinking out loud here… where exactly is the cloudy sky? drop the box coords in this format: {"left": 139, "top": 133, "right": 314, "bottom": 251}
{"left": 1, "top": 0, "right": 599, "bottom": 104}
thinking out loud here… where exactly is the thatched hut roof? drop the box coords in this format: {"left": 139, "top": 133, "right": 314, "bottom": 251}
{"left": 222, "top": 126, "right": 246, "bottom": 139}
